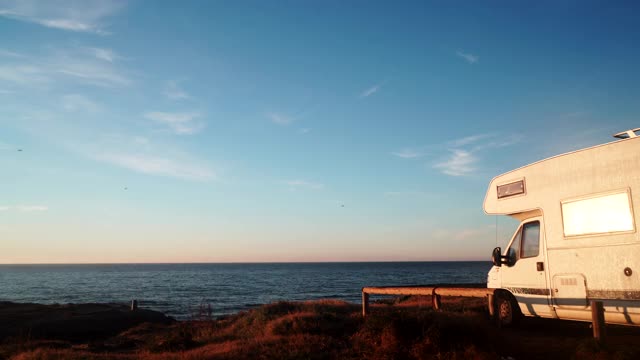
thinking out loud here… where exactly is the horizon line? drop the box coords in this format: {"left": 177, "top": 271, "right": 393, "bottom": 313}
{"left": 0, "top": 259, "right": 490, "bottom": 266}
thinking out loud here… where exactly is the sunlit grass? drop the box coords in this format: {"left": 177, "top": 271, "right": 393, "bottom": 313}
{"left": 4, "top": 297, "right": 640, "bottom": 359}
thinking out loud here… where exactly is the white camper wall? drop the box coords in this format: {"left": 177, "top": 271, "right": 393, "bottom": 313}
{"left": 483, "top": 136, "right": 640, "bottom": 249}
{"left": 484, "top": 136, "right": 640, "bottom": 321}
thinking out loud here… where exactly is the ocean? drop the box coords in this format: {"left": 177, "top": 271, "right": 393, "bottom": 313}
{"left": 0, "top": 262, "right": 490, "bottom": 319}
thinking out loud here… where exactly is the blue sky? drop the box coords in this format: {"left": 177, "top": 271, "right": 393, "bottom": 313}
{"left": 1, "top": 0, "right": 639, "bottom": 263}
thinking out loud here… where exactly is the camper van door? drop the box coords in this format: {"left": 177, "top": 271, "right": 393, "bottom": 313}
{"left": 500, "top": 216, "right": 554, "bottom": 317}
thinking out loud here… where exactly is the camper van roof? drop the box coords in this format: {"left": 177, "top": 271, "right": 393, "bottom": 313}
{"left": 483, "top": 129, "right": 640, "bottom": 216}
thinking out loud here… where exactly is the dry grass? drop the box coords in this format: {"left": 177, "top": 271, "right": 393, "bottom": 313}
{"left": 4, "top": 296, "right": 640, "bottom": 360}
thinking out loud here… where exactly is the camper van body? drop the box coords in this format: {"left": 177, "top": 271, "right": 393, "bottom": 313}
{"left": 484, "top": 130, "right": 640, "bottom": 326}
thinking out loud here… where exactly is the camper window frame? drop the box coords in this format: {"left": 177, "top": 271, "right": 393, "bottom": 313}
{"left": 560, "top": 188, "right": 636, "bottom": 239}
{"left": 496, "top": 177, "right": 527, "bottom": 200}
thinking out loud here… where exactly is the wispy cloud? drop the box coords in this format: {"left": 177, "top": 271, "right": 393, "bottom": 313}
{"left": 62, "top": 94, "right": 101, "bottom": 112}
{"left": 86, "top": 47, "right": 120, "bottom": 62}
{"left": 17, "top": 205, "right": 48, "bottom": 212}
{"left": 359, "top": 84, "right": 381, "bottom": 98}
{"left": 144, "top": 111, "right": 204, "bottom": 135}
{"left": 450, "top": 133, "right": 493, "bottom": 147}
{"left": 434, "top": 133, "right": 521, "bottom": 176}
{"left": 56, "top": 57, "right": 130, "bottom": 87}
{"left": 164, "top": 80, "right": 190, "bottom": 100}
{"left": 299, "top": 128, "right": 311, "bottom": 134}
{"left": 268, "top": 112, "right": 294, "bottom": 125}
{"left": 95, "top": 152, "right": 215, "bottom": 181}
{"left": 434, "top": 149, "right": 477, "bottom": 176}
{"left": 0, "top": 64, "right": 49, "bottom": 86}
{"left": 0, "top": 0, "right": 124, "bottom": 34}
{"left": 456, "top": 50, "right": 478, "bottom": 64}
{"left": 0, "top": 205, "right": 49, "bottom": 212}
{"left": 392, "top": 148, "right": 422, "bottom": 159}
{"left": 0, "top": 46, "right": 131, "bottom": 88}
{"left": 283, "top": 180, "right": 324, "bottom": 190}
{"left": 63, "top": 133, "right": 217, "bottom": 182}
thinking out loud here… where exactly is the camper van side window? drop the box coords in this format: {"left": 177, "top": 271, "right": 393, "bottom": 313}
{"left": 521, "top": 221, "right": 540, "bottom": 258}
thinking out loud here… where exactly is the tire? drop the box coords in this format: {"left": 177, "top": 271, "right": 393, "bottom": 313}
{"left": 494, "top": 292, "right": 521, "bottom": 327}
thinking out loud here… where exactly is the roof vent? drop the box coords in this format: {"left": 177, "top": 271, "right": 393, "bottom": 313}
{"left": 613, "top": 128, "right": 640, "bottom": 139}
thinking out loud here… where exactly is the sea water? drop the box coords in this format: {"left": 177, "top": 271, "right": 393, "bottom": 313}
{"left": 0, "top": 262, "right": 490, "bottom": 319}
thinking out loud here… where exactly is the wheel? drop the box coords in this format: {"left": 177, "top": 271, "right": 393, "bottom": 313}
{"left": 494, "top": 292, "right": 521, "bottom": 327}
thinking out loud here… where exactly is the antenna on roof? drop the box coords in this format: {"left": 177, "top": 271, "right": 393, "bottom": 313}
{"left": 613, "top": 128, "right": 640, "bottom": 139}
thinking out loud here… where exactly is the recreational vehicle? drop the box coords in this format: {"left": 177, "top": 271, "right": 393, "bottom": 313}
{"left": 485, "top": 128, "right": 640, "bottom": 326}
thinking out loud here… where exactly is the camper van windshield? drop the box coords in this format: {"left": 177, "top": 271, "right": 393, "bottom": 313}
{"left": 505, "top": 220, "right": 540, "bottom": 264}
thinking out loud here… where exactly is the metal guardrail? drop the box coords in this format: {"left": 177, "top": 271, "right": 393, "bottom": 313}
{"left": 361, "top": 285, "right": 494, "bottom": 317}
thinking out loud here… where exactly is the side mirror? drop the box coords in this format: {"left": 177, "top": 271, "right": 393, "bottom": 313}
{"left": 491, "top": 247, "right": 502, "bottom": 267}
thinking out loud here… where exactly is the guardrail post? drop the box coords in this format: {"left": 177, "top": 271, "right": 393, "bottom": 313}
{"left": 590, "top": 300, "right": 606, "bottom": 343}
{"left": 432, "top": 288, "right": 441, "bottom": 310}
{"left": 362, "top": 291, "right": 369, "bottom": 317}
{"left": 487, "top": 293, "right": 495, "bottom": 317}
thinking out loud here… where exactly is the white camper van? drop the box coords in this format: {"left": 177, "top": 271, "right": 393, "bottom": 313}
{"left": 485, "top": 128, "right": 640, "bottom": 326}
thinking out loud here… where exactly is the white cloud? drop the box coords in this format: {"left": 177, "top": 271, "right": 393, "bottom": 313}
{"left": 433, "top": 133, "right": 521, "bottom": 176}
{"left": 283, "top": 180, "right": 324, "bottom": 190}
{"left": 144, "top": 111, "right": 204, "bottom": 135}
{"left": 0, "top": 0, "right": 124, "bottom": 34}
{"left": 17, "top": 205, "right": 48, "bottom": 212}
{"left": 299, "top": 128, "right": 311, "bottom": 134}
{"left": 268, "top": 112, "right": 294, "bottom": 125}
{"left": 56, "top": 58, "right": 130, "bottom": 86}
{"left": 359, "top": 84, "right": 381, "bottom": 98}
{"left": 0, "top": 206, "right": 9, "bottom": 211}
{"left": 434, "top": 149, "right": 476, "bottom": 176}
{"left": 0, "top": 46, "right": 131, "bottom": 88}
{"left": 164, "top": 81, "right": 190, "bottom": 100}
{"left": 62, "top": 94, "right": 101, "bottom": 112}
{"left": 449, "top": 133, "right": 493, "bottom": 147}
{"left": 87, "top": 47, "right": 119, "bottom": 62}
{"left": 392, "top": 148, "right": 422, "bottom": 159}
{"left": 95, "top": 152, "right": 215, "bottom": 181}
{"left": 456, "top": 50, "right": 478, "bottom": 64}
{"left": 0, "top": 64, "right": 49, "bottom": 86}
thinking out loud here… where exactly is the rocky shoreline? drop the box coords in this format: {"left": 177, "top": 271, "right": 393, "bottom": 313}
{"left": 0, "top": 301, "right": 174, "bottom": 341}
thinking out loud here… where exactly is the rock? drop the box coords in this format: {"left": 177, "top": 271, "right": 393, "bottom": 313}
{"left": 0, "top": 302, "right": 175, "bottom": 342}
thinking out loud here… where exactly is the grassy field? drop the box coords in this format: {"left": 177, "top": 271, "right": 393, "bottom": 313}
{"left": 2, "top": 296, "right": 640, "bottom": 359}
